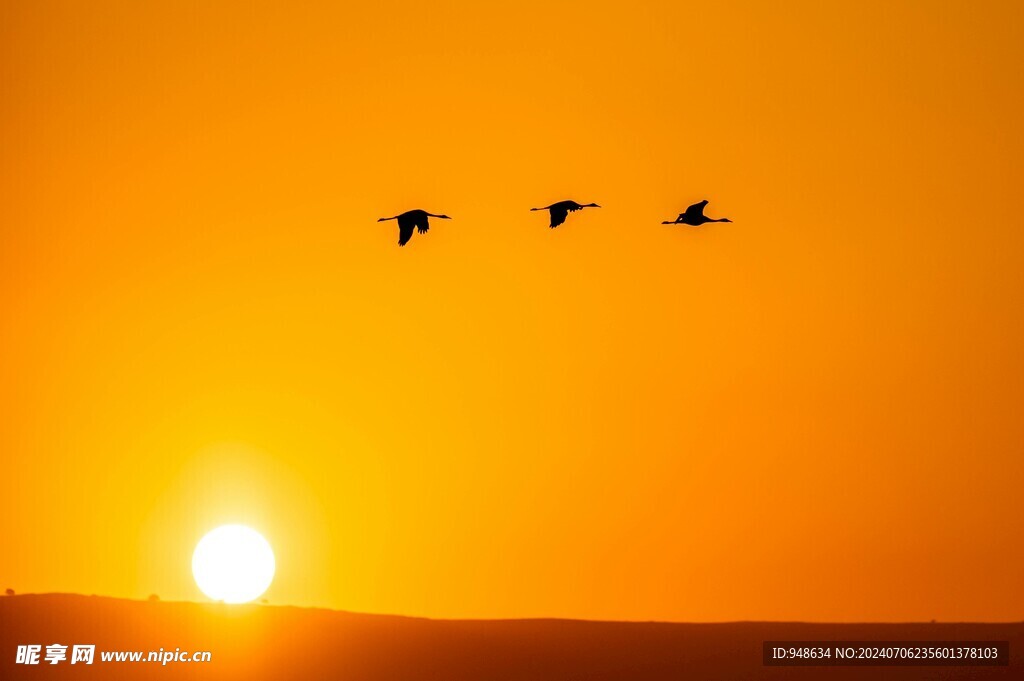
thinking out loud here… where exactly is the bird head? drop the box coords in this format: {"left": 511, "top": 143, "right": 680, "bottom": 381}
{"left": 437, "top": 214, "right": 452, "bottom": 219}
{"left": 586, "top": 203, "right": 601, "bottom": 208}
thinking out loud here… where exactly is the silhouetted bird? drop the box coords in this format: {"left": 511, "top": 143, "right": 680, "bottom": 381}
{"left": 531, "top": 200, "right": 600, "bottom": 228}
{"left": 377, "top": 209, "right": 451, "bottom": 247}
{"left": 662, "top": 200, "right": 731, "bottom": 226}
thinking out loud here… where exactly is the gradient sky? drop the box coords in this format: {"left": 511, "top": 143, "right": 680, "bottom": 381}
{"left": 1, "top": 1, "right": 1022, "bottom": 622}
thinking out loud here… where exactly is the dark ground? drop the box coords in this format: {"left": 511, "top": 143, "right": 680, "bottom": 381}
{"left": 1, "top": 594, "right": 1020, "bottom": 680}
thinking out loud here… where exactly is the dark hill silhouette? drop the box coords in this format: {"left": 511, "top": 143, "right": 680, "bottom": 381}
{"left": 1, "top": 594, "right": 1020, "bottom": 680}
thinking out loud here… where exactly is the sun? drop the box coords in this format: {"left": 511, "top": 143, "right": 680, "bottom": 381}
{"left": 192, "top": 524, "right": 275, "bottom": 603}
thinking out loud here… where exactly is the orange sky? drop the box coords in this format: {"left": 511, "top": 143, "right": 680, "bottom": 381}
{"left": 1, "top": 1, "right": 1022, "bottom": 622}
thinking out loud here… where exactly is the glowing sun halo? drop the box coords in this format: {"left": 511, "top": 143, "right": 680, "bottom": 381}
{"left": 192, "top": 524, "right": 275, "bottom": 603}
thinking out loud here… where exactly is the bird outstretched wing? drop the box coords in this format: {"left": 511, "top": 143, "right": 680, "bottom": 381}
{"left": 683, "top": 200, "right": 708, "bottom": 221}
{"left": 413, "top": 213, "right": 430, "bottom": 234}
{"left": 549, "top": 206, "right": 569, "bottom": 228}
{"left": 398, "top": 219, "right": 415, "bottom": 247}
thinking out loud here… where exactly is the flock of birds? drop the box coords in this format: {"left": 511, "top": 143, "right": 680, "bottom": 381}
{"left": 377, "top": 199, "right": 732, "bottom": 247}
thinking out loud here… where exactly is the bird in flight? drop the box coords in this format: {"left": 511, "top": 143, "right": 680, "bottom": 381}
{"left": 662, "top": 200, "right": 731, "bottom": 226}
{"left": 377, "top": 209, "right": 451, "bottom": 247}
{"left": 531, "top": 200, "right": 600, "bottom": 228}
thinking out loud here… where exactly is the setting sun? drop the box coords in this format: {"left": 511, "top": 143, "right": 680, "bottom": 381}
{"left": 192, "top": 525, "right": 275, "bottom": 604}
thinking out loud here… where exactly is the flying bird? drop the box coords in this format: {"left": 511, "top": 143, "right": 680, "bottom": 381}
{"left": 662, "top": 200, "right": 731, "bottom": 226}
{"left": 377, "top": 209, "right": 451, "bottom": 247}
{"left": 530, "top": 200, "right": 600, "bottom": 228}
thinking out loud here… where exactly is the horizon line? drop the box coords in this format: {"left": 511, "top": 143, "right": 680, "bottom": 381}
{"left": 5, "top": 592, "right": 1022, "bottom": 627}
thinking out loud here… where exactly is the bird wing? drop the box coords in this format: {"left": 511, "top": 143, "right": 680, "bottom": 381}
{"left": 684, "top": 200, "right": 708, "bottom": 220}
{"left": 549, "top": 206, "right": 569, "bottom": 228}
{"left": 413, "top": 212, "right": 430, "bottom": 234}
{"left": 397, "top": 218, "right": 415, "bottom": 246}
